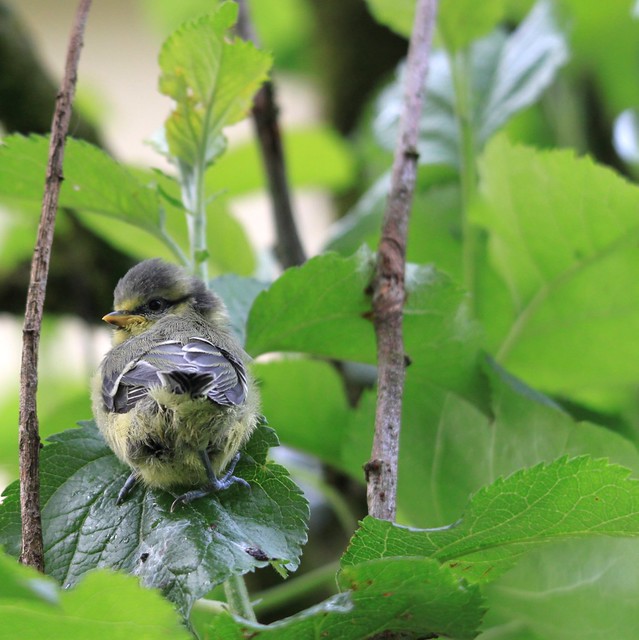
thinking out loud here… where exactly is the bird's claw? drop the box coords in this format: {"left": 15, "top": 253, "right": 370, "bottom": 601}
{"left": 169, "top": 475, "right": 250, "bottom": 512}
{"left": 170, "top": 453, "right": 250, "bottom": 511}
{"left": 116, "top": 473, "right": 139, "bottom": 505}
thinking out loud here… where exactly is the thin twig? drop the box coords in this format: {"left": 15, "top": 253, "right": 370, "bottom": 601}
{"left": 18, "top": 0, "right": 92, "bottom": 571}
{"left": 365, "top": 0, "right": 438, "bottom": 522}
{"left": 234, "top": 0, "right": 306, "bottom": 269}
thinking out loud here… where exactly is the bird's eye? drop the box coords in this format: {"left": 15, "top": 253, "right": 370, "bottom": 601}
{"left": 147, "top": 298, "right": 167, "bottom": 312}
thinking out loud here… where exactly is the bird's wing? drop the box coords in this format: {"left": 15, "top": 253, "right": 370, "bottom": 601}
{"left": 102, "top": 337, "right": 248, "bottom": 413}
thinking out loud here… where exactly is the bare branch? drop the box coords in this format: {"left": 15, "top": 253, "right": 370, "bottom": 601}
{"left": 366, "top": 0, "right": 438, "bottom": 522}
{"left": 234, "top": 0, "right": 306, "bottom": 269}
{"left": 19, "top": 0, "right": 93, "bottom": 571}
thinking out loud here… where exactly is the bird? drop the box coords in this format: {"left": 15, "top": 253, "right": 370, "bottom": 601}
{"left": 91, "top": 258, "right": 260, "bottom": 510}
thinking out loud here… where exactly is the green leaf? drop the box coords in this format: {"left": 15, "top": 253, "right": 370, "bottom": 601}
{"left": 365, "top": 0, "right": 416, "bottom": 38}
{"left": 0, "top": 548, "right": 58, "bottom": 604}
{"left": 482, "top": 537, "right": 639, "bottom": 640}
{"left": 438, "top": 0, "right": 508, "bottom": 53}
{"left": 159, "top": 3, "right": 272, "bottom": 168}
{"left": 0, "top": 422, "right": 308, "bottom": 617}
{"left": 562, "top": 0, "right": 639, "bottom": 115}
{"left": 209, "top": 274, "right": 269, "bottom": 344}
{"left": 76, "top": 186, "right": 255, "bottom": 275}
{"left": 253, "top": 358, "right": 350, "bottom": 464}
{"left": 342, "top": 457, "right": 639, "bottom": 584}
{"left": 245, "top": 248, "right": 482, "bottom": 397}
{"left": 475, "top": 136, "right": 639, "bottom": 401}
{"left": 0, "top": 552, "right": 190, "bottom": 640}
{"left": 374, "top": 1, "right": 568, "bottom": 168}
{"left": 245, "top": 249, "right": 374, "bottom": 360}
{"left": 201, "top": 558, "right": 484, "bottom": 639}
{"left": 0, "top": 200, "right": 42, "bottom": 272}
{"left": 0, "top": 135, "right": 162, "bottom": 234}
{"left": 340, "top": 357, "right": 639, "bottom": 527}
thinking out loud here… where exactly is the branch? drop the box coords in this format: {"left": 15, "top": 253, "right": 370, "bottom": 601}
{"left": 18, "top": 0, "right": 92, "bottom": 571}
{"left": 365, "top": 0, "right": 438, "bottom": 522}
{"left": 234, "top": 0, "right": 306, "bottom": 269}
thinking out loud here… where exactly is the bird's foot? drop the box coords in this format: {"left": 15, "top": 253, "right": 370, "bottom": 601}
{"left": 170, "top": 453, "right": 249, "bottom": 511}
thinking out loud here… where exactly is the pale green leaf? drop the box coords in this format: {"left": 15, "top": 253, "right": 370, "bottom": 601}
{"left": 77, "top": 189, "right": 254, "bottom": 275}
{"left": 438, "top": 0, "right": 508, "bottom": 53}
{"left": 210, "top": 274, "right": 269, "bottom": 344}
{"left": 0, "top": 552, "right": 189, "bottom": 640}
{"left": 340, "top": 357, "right": 639, "bottom": 527}
{"left": 475, "top": 136, "right": 639, "bottom": 399}
{"left": 365, "top": 0, "right": 416, "bottom": 38}
{"left": 0, "top": 135, "right": 162, "bottom": 234}
{"left": 342, "top": 457, "right": 639, "bottom": 583}
{"left": 481, "top": 538, "right": 639, "bottom": 640}
{"left": 159, "top": 3, "right": 271, "bottom": 167}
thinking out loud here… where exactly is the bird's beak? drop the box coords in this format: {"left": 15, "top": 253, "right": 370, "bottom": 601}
{"left": 102, "top": 310, "right": 144, "bottom": 328}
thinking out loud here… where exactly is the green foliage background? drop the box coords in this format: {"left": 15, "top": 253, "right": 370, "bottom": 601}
{"left": 2, "top": 0, "right": 639, "bottom": 638}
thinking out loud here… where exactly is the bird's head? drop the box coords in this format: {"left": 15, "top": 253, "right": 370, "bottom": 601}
{"left": 103, "top": 259, "right": 219, "bottom": 345}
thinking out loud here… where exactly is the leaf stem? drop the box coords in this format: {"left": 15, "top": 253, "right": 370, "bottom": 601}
{"left": 224, "top": 573, "right": 257, "bottom": 622}
{"left": 158, "top": 221, "right": 190, "bottom": 267}
{"left": 450, "top": 48, "right": 479, "bottom": 305}
{"left": 180, "top": 160, "right": 208, "bottom": 281}
{"left": 252, "top": 560, "right": 340, "bottom": 615}
{"left": 291, "top": 465, "right": 358, "bottom": 536}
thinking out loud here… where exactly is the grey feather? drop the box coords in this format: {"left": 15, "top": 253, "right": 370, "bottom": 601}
{"left": 103, "top": 337, "right": 247, "bottom": 413}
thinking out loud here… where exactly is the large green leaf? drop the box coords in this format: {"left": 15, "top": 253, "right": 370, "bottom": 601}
{"left": 0, "top": 135, "right": 162, "bottom": 234}
{"left": 475, "top": 136, "right": 639, "bottom": 402}
{"left": 342, "top": 456, "right": 639, "bottom": 584}
{"left": 159, "top": 2, "right": 271, "bottom": 168}
{"left": 245, "top": 249, "right": 375, "bottom": 357}
{"left": 480, "top": 537, "right": 639, "bottom": 640}
{"left": 0, "top": 422, "right": 308, "bottom": 617}
{"left": 373, "top": 1, "right": 567, "bottom": 168}
{"left": 245, "top": 248, "right": 482, "bottom": 398}
{"left": 340, "top": 358, "right": 639, "bottom": 527}
{"left": 0, "top": 134, "right": 256, "bottom": 273}
{"left": 252, "top": 358, "right": 350, "bottom": 463}
{"left": 0, "top": 552, "right": 190, "bottom": 640}
{"left": 200, "top": 558, "right": 484, "bottom": 639}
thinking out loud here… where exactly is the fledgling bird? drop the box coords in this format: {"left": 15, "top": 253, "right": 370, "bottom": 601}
{"left": 92, "top": 258, "right": 260, "bottom": 509}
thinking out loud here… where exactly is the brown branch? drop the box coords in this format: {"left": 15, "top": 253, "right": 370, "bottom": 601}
{"left": 18, "top": 0, "right": 93, "bottom": 571}
{"left": 365, "top": 0, "right": 438, "bottom": 522}
{"left": 234, "top": 0, "right": 307, "bottom": 269}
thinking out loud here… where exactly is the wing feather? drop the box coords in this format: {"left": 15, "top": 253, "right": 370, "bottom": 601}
{"left": 102, "top": 338, "right": 247, "bottom": 413}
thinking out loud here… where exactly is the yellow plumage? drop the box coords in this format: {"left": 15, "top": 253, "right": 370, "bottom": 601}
{"left": 92, "top": 259, "right": 260, "bottom": 508}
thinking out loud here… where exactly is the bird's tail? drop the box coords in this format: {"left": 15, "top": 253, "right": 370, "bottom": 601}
{"left": 157, "top": 370, "right": 215, "bottom": 398}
